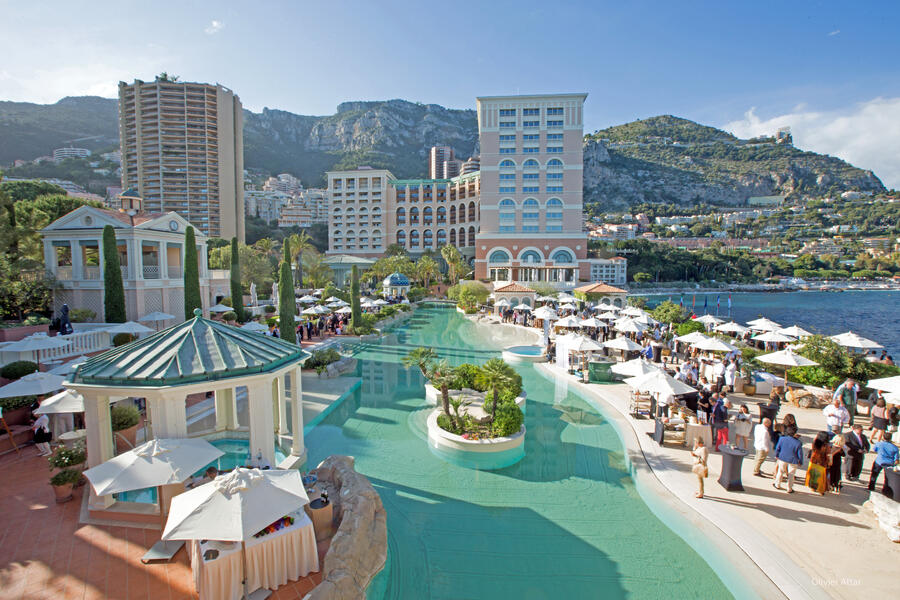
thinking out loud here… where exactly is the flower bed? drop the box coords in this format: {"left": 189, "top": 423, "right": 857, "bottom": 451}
{"left": 426, "top": 410, "right": 525, "bottom": 470}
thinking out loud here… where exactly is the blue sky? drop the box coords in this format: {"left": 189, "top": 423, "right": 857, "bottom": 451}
{"left": 2, "top": 0, "right": 899, "bottom": 186}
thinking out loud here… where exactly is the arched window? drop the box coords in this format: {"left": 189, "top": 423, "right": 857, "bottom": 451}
{"left": 468, "top": 202, "right": 476, "bottom": 221}
{"left": 458, "top": 202, "right": 467, "bottom": 222}
{"left": 437, "top": 206, "right": 446, "bottom": 223}
{"left": 468, "top": 226, "right": 476, "bottom": 245}
{"left": 449, "top": 205, "right": 457, "bottom": 225}
{"left": 345, "top": 207, "right": 354, "bottom": 215}
{"left": 333, "top": 229, "right": 342, "bottom": 238}
{"left": 423, "top": 229, "right": 433, "bottom": 247}
{"left": 358, "top": 206, "right": 368, "bottom": 214}
{"left": 499, "top": 159, "right": 516, "bottom": 170}
{"left": 450, "top": 229, "right": 457, "bottom": 245}
{"left": 423, "top": 206, "right": 433, "bottom": 225}
{"left": 499, "top": 198, "right": 516, "bottom": 209}
{"left": 551, "top": 249, "right": 574, "bottom": 263}
{"left": 436, "top": 229, "right": 447, "bottom": 244}
{"left": 409, "top": 230, "right": 420, "bottom": 247}
{"left": 458, "top": 227, "right": 467, "bottom": 246}
{"left": 396, "top": 230, "right": 406, "bottom": 246}
{"left": 521, "top": 250, "right": 542, "bottom": 263}
{"left": 345, "top": 229, "right": 356, "bottom": 240}
{"left": 333, "top": 207, "right": 342, "bottom": 215}
{"left": 409, "top": 206, "right": 419, "bottom": 224}
{"left": 547, "top": 158, "right": 563, "bottom": 170}
{"left": 396, "top": 207, "right": 406, "bottom": 225}
{"left": 489, "top": 249, "right": 511, "bottom": 263}
{"left": 523, "top": 198, "right": 539, "bottom": 209}
{"left": 523, "top": 159, "right": 539, "bottom": 170}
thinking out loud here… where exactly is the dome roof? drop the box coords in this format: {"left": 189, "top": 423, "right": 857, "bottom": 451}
{"left": 383, "top": 272, "right": 409, "bottom": 287}
{"left": 72, "top": 309, "right": 308, "bottom": 387}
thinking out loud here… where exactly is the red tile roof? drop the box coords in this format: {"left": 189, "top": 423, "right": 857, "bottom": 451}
{"left": 574, "top": 282, "right": 627, "bottom": 294}
{"left": 493, "top": 283, "right": 536, "bottom": 293}
{"left": 97, "top": 208, "right": 168, "bottom": 227}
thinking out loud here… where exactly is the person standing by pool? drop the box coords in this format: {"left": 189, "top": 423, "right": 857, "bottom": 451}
{"left": 832, "top": 378, "right": 859, "bottom": 426}
{"left": 829, "top": 433, "right": 845, "bottom": 493}
{"left": 842, "top": 424, "right": 870, "bottom": 481}
{"left": 724, "top": 359, "right": 737, "bottom": 393}
{"left": 711, "top": 394, "right": 729, "bottom": 451}
{"left": 773, "top": 426, "right": 803, "bottom": 493}
{"left": 823, "top": 397, "right": 850, "bottom": 434}
{"left": 867, "top": 431, "right": 899, "bottom": 494}
{"left": 870, "top": 396, "right": 889, "bottom": 443}
{"left": 691, "top": 437, "right": 709, "bottom": 499}
{"left": 753, "top": 418, "right": 773, "bottom": 477}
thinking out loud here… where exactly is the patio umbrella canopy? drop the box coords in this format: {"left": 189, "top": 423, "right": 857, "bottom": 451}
{"left": 298, "top": 295, "right": 318, "bottom": 303}
{"left": 675, "top": 331, "right": 709, "bottom": 344}
{"left": 714, "top": 322, "right": 749, "bottom": 335}
{"left": 752, "top": 331, "right": 796, "bottom": 344}
{"left": 84, "top": 438, "right": 225, "bottom": 497}
{"left": 301, "top": 307, "right": 319, "bottom": 315}
{"left": 325, "top": 296, "right": 341, "bottom": 302}
{"left": 580, "top": 317, "right": 603, "bottom": 328}
{"left": 0, "top": 372, "right": 66, "bottom": 398}
{"left": 336, "top": 306, "right": 353, "bottom": 314}
{"left": 747, "top": 317, "right": 782, "bottom": 331}
{"left": 691, "top": 337, "right": 737, "bottom": 353}
{"left": 33, "top": 389, "right": 84, "bottom": 414}
{"left": 597, "top": 311, "right": 619, "bottom": 321}
{"left": 558, "top": 303, "right": 578, "bottom": 312}
{"left": 611, "top": 358, "right": 663, "bottom": 377}
{"left": 777, "top": 325, "right": 813, "bottom": 339}
{"left": 240, "top": 321, "right": 269, "bottom": 332}
{"left": 756, "top": 348, "right": 819, "bottom": 387}
{"left": 3, "top": 333, "right": 71, "bottom": 354}
{"left": 162, "top": 468, "right": 309, "bottom": 542}
{"left": 512, "top": 303, "right": 532, "bottom": 311}
{"left": 621, "top": 306, "right": 645, "bottom": 317}
{"left": 603, "top": 337, "right": 643, "bottom": 352}
{"left": 555, "top": 315, "right": 582, "bottom": 328}
{"left": 830, "top": 331, "right": 883, "bottom": 349}
{"left": 866, "top": 375, "right": 900, "bottom": 395}
{"left": 104, "top": 321, "right": 156, "bottom": 336}
{"left": 138, "top": 312, "right": 176, "bottom": 323}
{"left": 209, "top": 304, "right": 233, "bottom": 313}
{"left": 564, "top": 335, "right": 604, "bottom": 353}
{"left": 694, "top": 314, "right": 724, "bottom": 326}
{"left": 48, "top": 355, "right": 90, "bottom": 375}
{"left": 533, "top": 307, "right": 558, "bottom": 320}
{"left": 494, "top": 299, "right": 511, "bottom": 307}
{"left": 557, "top": 294, "right": 576, "bottom": 303}
{"left": 624, "top": 371, "right": 696, "bottom": 396}
{"left": 614, "top": 319, "right": 646, "bottom": 334}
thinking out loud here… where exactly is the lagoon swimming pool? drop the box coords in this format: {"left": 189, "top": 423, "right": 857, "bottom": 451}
{"left": 309, "top": 306, "right": 742, "bottom": 599}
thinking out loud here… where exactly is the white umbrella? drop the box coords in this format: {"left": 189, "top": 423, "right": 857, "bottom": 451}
{"left": 301, "top": 307, "right": 319, "bottom": 315}
{"left": 603, "top": 337, "right": 644, "bottom": 352}
{"left": 694, "top": 314, "right": 724, "bottom": 326}
{"left": 555, "top": 315, "right": 582, "bottom": 328}
{"left": 48, "top": 355, "right": 89, "bottom": 375}
{"left": 614, "top": 319, "right": 647, "bottom": 334}
{"left": 361, "top": 301, "right": 376, "bottom": 309}
{"left": 138, "top": 311, "right": 175, "bottom": 323}
{"left": 336, "top": 306, "right": 353, "bottom": 314}
{"left": 611, "top": 358, "right": 663, "bottom": 377}
{"left": 778, "top": 325, "right": 813, "bottom": 339}
{"left": 580, "top": 317, "right": 603, "bottom": 328}
{"left": 536, "top": 295, "right": 556, "bottom": 302}
{"left": 298, "top": 295, "right": 318, "bottom": 303}
{"left": 314, "top": 305, "right": 332, "bottom": 314}
{"left": 240, "top": 321, "right": 269, "bottom": 332}
{"left": 631, "top": 314, "right": 659, "bottom": 326}
{"left": 0, "top": 372, "right": 66, "bottom": 398}
{"left": 597, "top": 311, "right": 619, "bottom": 321}
{"left": 84, "top": 438, "right": 225, "bottom": 497}
{"left": 3, "top": 333, "right": 71, "bottom": 364}
{"left": 691, "top": 337, "right": 737, "bottom": 353}
{"left": 714, "top": 321, "right": 749, "bottom": 335}
{"left": 747, "top": 317, "right": 782, "bottom": 331}
{"left": 34, "top": 389, "right": 84, "bottom": 414}
{"left": 494, "top": 299, "right": 511, "bottom": 307}
{"left": 209, "top": 303, "right": 232, "bottom": 313}
{"left": 621, "top": 306, "right": 645, "bottom": 317}
{"left": 757, "top": 348, "right": 819, "bottom": 387}
{"left": 373, "top": 299, "right": 388, "bottom": 306}
{"left": 557, "top": 294, "right": 576, "bottom": 303}
{"left": 162, "top": 468, "right": 309, "bottom": 542}
{"left": 104, "top": 321, "right": 156, "bottom": 336}
{"left": 533, "top": 306, "right": 558, "bottom": 321}
{"left": 866, "top": 375, "right": 900, "bottom": 395}
{"left": 325, "top": 296, "right": 341, "bottom": 302}
{"left": 624, "top": 371, "right": 696, "bottom": 396}
{"left": 565, "top": 335, "right": 604, "bottom": 353}
{"left": 752, "top": 331, "right": 796, "bottom": 344}
{"left": 327, "top": 301, "right": 345, "bottom": 308}
{"left": 558, "top": 303, "right": 577, "bottom": 312}
{"left": 830, "top": 331, "right": 883, "bottom": 350}
{"left": 512, "top": 303, "right": 532, "bottom": 311}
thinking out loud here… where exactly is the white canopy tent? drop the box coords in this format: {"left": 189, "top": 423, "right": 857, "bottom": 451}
{"left": 866, "top": 375, "right": 900, "bottom": 395}
{"left": 830, "top": 331, "right": 883, "bottom": 350}
{"left": 104, "top": 321, "right": 156, "bottom": 336}
{"left": 777, "top": 325, "right": 813, "bottom": 339}
{"left": 694, "top": 314, "right": 724, "bottom": 326}
{"left": 0, "top": 371, "right": 66, "bottom": 398}
{"left": 209, "top": 304, "right": 233, "bottom": 313}
{"left": 714, "top": 322, "right": 749, "bottom": 335}
{"left": 747, "top": 317, "right": 782, "bottom": 332}
{"left": 624, "top": 371, "right": 696, "bottom": 396}
{"left": 611, "top": 358, "right": 663, "bottom": 378}
{"left": 756, "top": 348, "right": 819, "bottom": 388}
{"left": 752, "top": 331, "right": 796, "bottom": 344}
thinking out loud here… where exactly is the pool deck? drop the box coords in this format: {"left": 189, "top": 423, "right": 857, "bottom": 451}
{"left": 536, "top": 363, "right": 900, "bottom": 600}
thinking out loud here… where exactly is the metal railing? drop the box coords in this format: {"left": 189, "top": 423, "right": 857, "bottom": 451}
{"left": 83, "top": 266, "right": 100, "bottom": 280}
{"left": 56, "top": 266, "right": 73, "bottom": 280}
{"left": 143, "top": 265, "right": 160, "bottom": 279}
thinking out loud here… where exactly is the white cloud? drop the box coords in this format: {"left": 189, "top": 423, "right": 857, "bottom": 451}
{"left": 204, "top": 20, "right": 224, "bottom": 35}
{"left": 827, "top": 29, "right": 840, "bottom": 36}
{"left": 723, "top": 97, "right": 900, "bottom": 189}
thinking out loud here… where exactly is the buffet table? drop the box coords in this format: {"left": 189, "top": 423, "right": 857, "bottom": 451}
{"left": 190, "top": 510, "right": 319, "bottom": 600}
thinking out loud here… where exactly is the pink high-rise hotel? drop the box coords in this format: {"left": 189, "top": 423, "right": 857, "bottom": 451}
{"left": 473, "top": 93, "right": 588, "bottom": 284}
{"left": 326, "top": 93, "right": 627, "bottom": 289}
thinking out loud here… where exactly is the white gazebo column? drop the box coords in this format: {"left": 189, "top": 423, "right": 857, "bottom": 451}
{"left": 214, "top": 388, "right": 237, "bottom": 431}
{"left": 275, "top": 375, "right": 287, "bottom": 436}
{"left": 83, "top": 392, "right": 115, "bottom": 510}
{"left": 248, "top": 381, "right": 275, "bottom": 467}
{"left": 146, "top": 393, "right": 188, "bottom": 438}
{"left": 279, "top": 365, "right": 306, "bottom": 469}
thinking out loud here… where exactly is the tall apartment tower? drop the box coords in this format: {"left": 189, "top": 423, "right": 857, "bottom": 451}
{"left": 118, "top": 78, "right": 245, "bottom": 241}
{"left": 428, "top": 146, "right": 460, "bottom": 180}
{"left": 474, "top": 94, "right": 589, "bottom": 285}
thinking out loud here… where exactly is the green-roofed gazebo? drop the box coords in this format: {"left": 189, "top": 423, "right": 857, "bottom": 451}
{"left": 66, "top": 309, "right": 310, "bottom": 511}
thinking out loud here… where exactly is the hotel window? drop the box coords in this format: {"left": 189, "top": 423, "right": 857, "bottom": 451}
{"left": 522, "top": 186, "right": 539, "bottom": 193}
{"left": 499, "top": 148, "right": 516, "bottom": 154}
{"left": 499, "top": 225, "right": 516, "bottom": 233}
{"left": 546, "top": 133, "right": 563, "bottom": 141}
{"left": 546, "top": 198, "right": 563, "bottom": 220}
{"left": 523, "top": 134, "right": 539, "bottom": 141}
{"left": 547, "top": 108, "right": 563, "bottom": 115}
{"left": 523, "top": 173, "right": 539, "bottom": 180}
{"left": 523, "top": 120, "right": 539, "bottom": 128}
{"left": 547, "top": 173, "right": 563, "bottom": 180}
{"left": 547, "top": 120, "right": 563, "bottom": 127}
{"left": 523, "top": 159, "right": 539, "bottom": 170}
{"left": 522, "top": 147, "right": 540, "bottom": 153}
{"left": 523, "top": 198, "right": 539, "bottom": 221}
{"left": 499, "top": 159, "right": 516, "bottom": 170}
{"left": 523, "top": 108, "right": 540, "bottom": 116}
{"left": 499, "top": 186, "right": 515, "bottom": 193}
{"left": 547, "top": 158, "right": 564, "bottom": 170}
{"left": 546, "top": 186, "right": 563, "bottom": 192}
{"left": 499, "top": 173, "right": 516, "bottom": 180}
{"left": 500, "top": 121, "right": 516, "bottom": 128}
{"left": 500, "top": 135, "right": 515, "bottom": 141}
{"left": 546, "top": 224, "right": 563, "bottom": 232}
{"left": 522, "top": 225, "right": 539, "bottom": 233}
{"left": 499, "top": 109, "right": 516, "bottom": 117}
{"left": 547, "top": 147, "right": 563, "bottom": 153}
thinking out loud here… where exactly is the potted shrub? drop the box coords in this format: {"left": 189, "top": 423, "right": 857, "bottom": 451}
{"left": 223, "top": 311, "right": 237, "bottom": 325}
{"left": 111, "top": 404, "right": 141, "bottom": 452}
{"left": 741, "top": 363, "right": 757, "bottom": 396}
{"left": 50, "top": 468, "right": 81, "bottom": 503}
{"left": 112, "top": 332, "right": 135, "bottom": 347}
{"left": 48, "top": 445, "right": 87, "bottom": 478}
{"left": 0, "top": 395, "right": 38, "bottom": 426}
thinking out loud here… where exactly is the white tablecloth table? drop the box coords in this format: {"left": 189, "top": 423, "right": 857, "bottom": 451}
{"left": 190, "top": 510, "right": 319, "bottom": 600}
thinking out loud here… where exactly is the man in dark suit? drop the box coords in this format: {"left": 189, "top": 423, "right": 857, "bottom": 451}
{"left": 843, "top": 424, "right": 870, "bottom": 481}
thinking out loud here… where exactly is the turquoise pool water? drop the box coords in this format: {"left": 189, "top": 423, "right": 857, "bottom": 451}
{"left": 114, "top": 439, "right": 287, "bottom": 504}
{"left": 309, "top": 306, "right": 737, "bottom": 599}
{"left": 505, "top": 345, "right": 543, "bottom": 356}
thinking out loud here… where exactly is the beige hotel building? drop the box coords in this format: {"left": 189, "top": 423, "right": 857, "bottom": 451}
{"left": 118, "top": 78, "right": 245, "bottom": 241}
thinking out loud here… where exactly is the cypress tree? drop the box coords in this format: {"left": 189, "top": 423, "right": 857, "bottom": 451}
{"left": 102, "top": 225, "right": 126, "bottom": 323}
{"left": 278, "top": 243, "right": 296, "bottom": 344}
{"left": 350, "top": 265, "right": 361, "bottom": 330}
{"left": 183, "top": 226, "right": 202, "bottom": 319}
{"left": 229, "top": 237, "right": 244, "bottom": 322}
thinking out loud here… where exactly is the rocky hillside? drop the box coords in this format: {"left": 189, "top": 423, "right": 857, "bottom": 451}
{"left": 584, "top": 115, "right": 885, "bottom": 209}
{"left": 0, "top": 99, "right": 884, "bottom": 204}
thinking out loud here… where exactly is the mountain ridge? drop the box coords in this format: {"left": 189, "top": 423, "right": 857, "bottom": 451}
{"left": 0, "top": 97, "right": 884, "bottom": 203}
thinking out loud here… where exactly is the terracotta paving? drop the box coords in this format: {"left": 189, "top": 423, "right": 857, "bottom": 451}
{"left": 0, "top": 447, "right": 327, "bottom": 600}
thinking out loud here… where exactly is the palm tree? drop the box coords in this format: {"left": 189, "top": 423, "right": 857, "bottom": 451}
{"left": 417, "top": 255, "right": 439, "bottom": 291}
{"left": 288, "top": 231, "right": 313, "bottom": 285}
{"left": 402, "top": 347, "right": 437, "bottom": 378}
{"left": 302, "top": 250, "right": 333, "bottom": 288}
{"left": 427, "top": 359, "right": 456, "bottom": 425}
{"left": 440, "top": 244, "right": 464, "bottom": 283}
{"left": 478, "top": 358, "right": 515, "bottom": 419}
{"left": 254, "top": 238, "right": 275, "bottom": 261}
